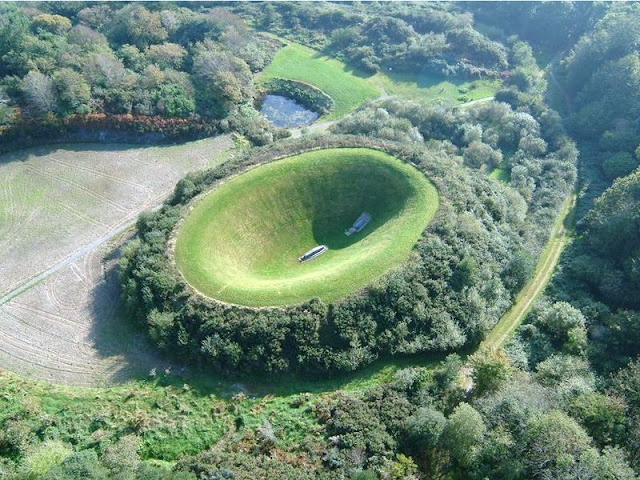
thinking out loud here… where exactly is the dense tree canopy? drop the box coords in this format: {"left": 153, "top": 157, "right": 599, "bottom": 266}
{"left": 3, "top": 2, "right": 640, "bottom": 480}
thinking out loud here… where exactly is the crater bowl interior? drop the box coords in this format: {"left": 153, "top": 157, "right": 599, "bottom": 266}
{"left": 174, "top": 148, "right": 439, "bottom": 307}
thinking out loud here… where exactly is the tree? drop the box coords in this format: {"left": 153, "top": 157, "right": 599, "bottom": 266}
{"left": 470, "top": 347, "right": 512, "bottom": 396}
{"left": 18, "top": 441, "right": 71, "bottom": 478}
{"left": 53, "top": 68, "right": 91, "bottom": 115}
{"left": 441, "top": 403, "right": 486, "bottom": 469}
{"left": 523, "top": 410, "right": 592, "bottom": 479}
{"left": 533, "top": 301, "right": 586, "bottom": 348}
{"left": 583, "top": 170, "right": 640, "bottom": 309}
{"left": 32, "top": 14, "right": 72, "bottom": 34}
{"left": 109, "top": 5, "right": 168, "bottom": 49}
{"left": 146, "top": 43, "right": 188, "bottom": 70}
{"left": 501, "top": 250, "right": 534, "bottom": 293}
{"left": 602, "top": 151, "right": 638, "bottom": 181}
{"left": 405, "top": 407, "right": 446, "bottom": 451}
{"left": 568, "top": 392, "right": 626, "bottom": 446}
{"left": 463, "top": 140, "right": 503, "bottom": 169}
{"left": 101, "top": 435, "right": 141, "bottom": 477}
{"left": 153, "top": 83, "right": 195, "bottom": 118}
{"left": 41, "top": 450, "right": 109, "bottom": 480}
{"left": 450, "top": 256, "right": 478, "bottom": 291}
{"left": 404, "top": 407, "right": 447, "bottom": 477}
{"left": 21, "top": 70, "right": 56, "bottom": 116}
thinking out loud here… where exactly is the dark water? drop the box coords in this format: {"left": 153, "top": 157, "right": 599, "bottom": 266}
{"left": 260, "top": 95, "right": 320, "bottom": 128}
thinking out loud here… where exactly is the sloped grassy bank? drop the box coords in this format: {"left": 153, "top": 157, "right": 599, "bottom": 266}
{"left": 120, "top": 135, "right": 527, "bottom": 375}
{"left": 174, "top": 148, "right": 438, "bottom": 307}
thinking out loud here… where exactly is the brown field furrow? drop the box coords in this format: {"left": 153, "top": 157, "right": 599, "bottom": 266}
{"left": 7, "top": 301, "right": 92, "bottom": 334}
{"left": 0, "top": 322, "right": 97, "bottom": 373}
{"left": 48, "top": 156, "right": 155, "bottom": 194}
{"left": 58, "top": 202, "right": 112, "bottom": 230}
{"left": 26, "top": 164, "right": 130, "bottom": 213}
{"left": 0, "top": 136, "right": 233, "bottom": 385}
{"left": 0, "top": 206, "right": 41, "bottom": 250}
{"left": 117, "top": 148, "right": 180, "bottom": 172}
{"left": 0, "top": 183, "right": 17, "bottom": 239}
{"left": 70, "top": 263, "right": 94, "bottom": 288}
{"left": 0, "top": 307, "right": 95, "bottom": 352}
{"left": 79, "top": 250, "right": 108, "bottom": 289}
{"left": 45, "top": 279, "right": 83, "bottom": 313}
{"left": 0, "top": 345, "right": 97, "bottom": 378}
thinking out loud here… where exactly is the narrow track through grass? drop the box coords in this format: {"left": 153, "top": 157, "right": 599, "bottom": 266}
{"left": 482, "top": 193, "right": 576, "bottom": 349}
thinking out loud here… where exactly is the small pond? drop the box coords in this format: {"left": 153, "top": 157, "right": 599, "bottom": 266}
{"left": 260, "top": 94, "right": 320, "bottom": 128}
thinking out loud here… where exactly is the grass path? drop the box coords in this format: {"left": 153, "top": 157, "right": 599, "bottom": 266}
{"left": 482, "top": 193, "right": 576, "bottom": 349}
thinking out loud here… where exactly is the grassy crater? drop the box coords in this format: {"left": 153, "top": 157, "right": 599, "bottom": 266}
{"left": 174, "top": 148, "right": 438, "bottom": 307}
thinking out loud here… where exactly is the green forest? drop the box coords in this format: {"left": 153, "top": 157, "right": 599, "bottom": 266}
{"left": 0, "top": 2, "right": 639, "bottom": 480}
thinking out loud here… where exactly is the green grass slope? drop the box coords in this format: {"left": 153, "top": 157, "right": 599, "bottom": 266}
{"left": 259, "top": 42, "right": 500, "bottom": 122}
{"left": 373, "top": 70, "right": 501, "bottom": 104}
{"left": 258, "top": 43, "right": 381, "bottom": 120}
{"left": 175, "top": 148, "right": 438, "bottom": 307}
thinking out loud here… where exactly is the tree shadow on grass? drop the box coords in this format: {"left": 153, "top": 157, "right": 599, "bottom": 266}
{"left": 88, "top": 243, "right": 180, "bottom": 385}
{"left": 0, "top": 142, "right": 156, "bottom": 165}
{"left": 88, "top": 243, "right": 446, "bottom": 398}
{"left": 308, "top": 163, "right": 416, "bottom": 250}
{"left": 312, "top": 206, "right": 409, "bottom": 251}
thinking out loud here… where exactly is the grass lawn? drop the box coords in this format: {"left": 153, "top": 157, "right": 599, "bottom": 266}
{"left": 258, "top": 43, "right": 380, "bottom": 120}
{"left": 373, "top": 70, "right": 501, "bottom": 105}
{"left": 258, "top": 41, "right": 500, "bottom": 122}
{"left": 175, "top": 148, "right": 439, "bottom": 307}
{"left": 0, "top": 349, "right": 444, "bottom": 463}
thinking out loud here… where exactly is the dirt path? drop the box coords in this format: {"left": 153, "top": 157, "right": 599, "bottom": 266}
{"left": 482, "top": 193, "right": 576, "bottom": 350}
{"left": 0, "top": 211, "right": 144, "bottom": 307}
{"left": 479, "top": 51, "right": 575, "bottom": 350}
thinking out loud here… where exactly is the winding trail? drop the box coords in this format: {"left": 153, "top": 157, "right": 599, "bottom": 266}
{"left": 482, "top": 193, "right": 576, "bottom": 350}
{"left": 480, "top": 51, "right": 575, "bottom": 351}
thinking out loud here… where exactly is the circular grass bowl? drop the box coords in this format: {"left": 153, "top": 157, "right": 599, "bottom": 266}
{"left": 174, "top": 148, "right": 439, "bottom": 307}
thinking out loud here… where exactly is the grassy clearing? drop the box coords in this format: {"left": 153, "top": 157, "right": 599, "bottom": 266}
{"left": 259, "top": 42, "right": 500, "bottom": 121}
{"left": 175, "top": 148, "right": 438, "bottom": 307}
{"left": 482, "top": 193, "right": 576, "bottom": 349}
{"left": 0, "top": 349, "right": 444, "bottom": 462}
{"left": 489, "top": 167, "right": 511, "bottom": 183}
{"left": 258, "top": 43, "right": 380, "bottom": 120}
{"left": 373, "top": 70, "right": 501, "bottom": 105}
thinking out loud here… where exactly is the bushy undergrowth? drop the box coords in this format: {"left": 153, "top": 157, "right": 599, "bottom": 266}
{"left": 119, "top": 130, "right": 556, "bottom": 376}
{"left": 260, "top": 77, "right": 334, "bottom": 114}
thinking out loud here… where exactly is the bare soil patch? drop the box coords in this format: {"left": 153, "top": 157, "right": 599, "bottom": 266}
{"left": 0, "top": 137, "right": 233, "bottom": 385}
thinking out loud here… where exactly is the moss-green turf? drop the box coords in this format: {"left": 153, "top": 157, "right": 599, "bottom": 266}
{"left": 175, "top": 148, "right": 438, "bottom": 307}
{"left": 258, "top": 43, "right": 381, "bottom": 120}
